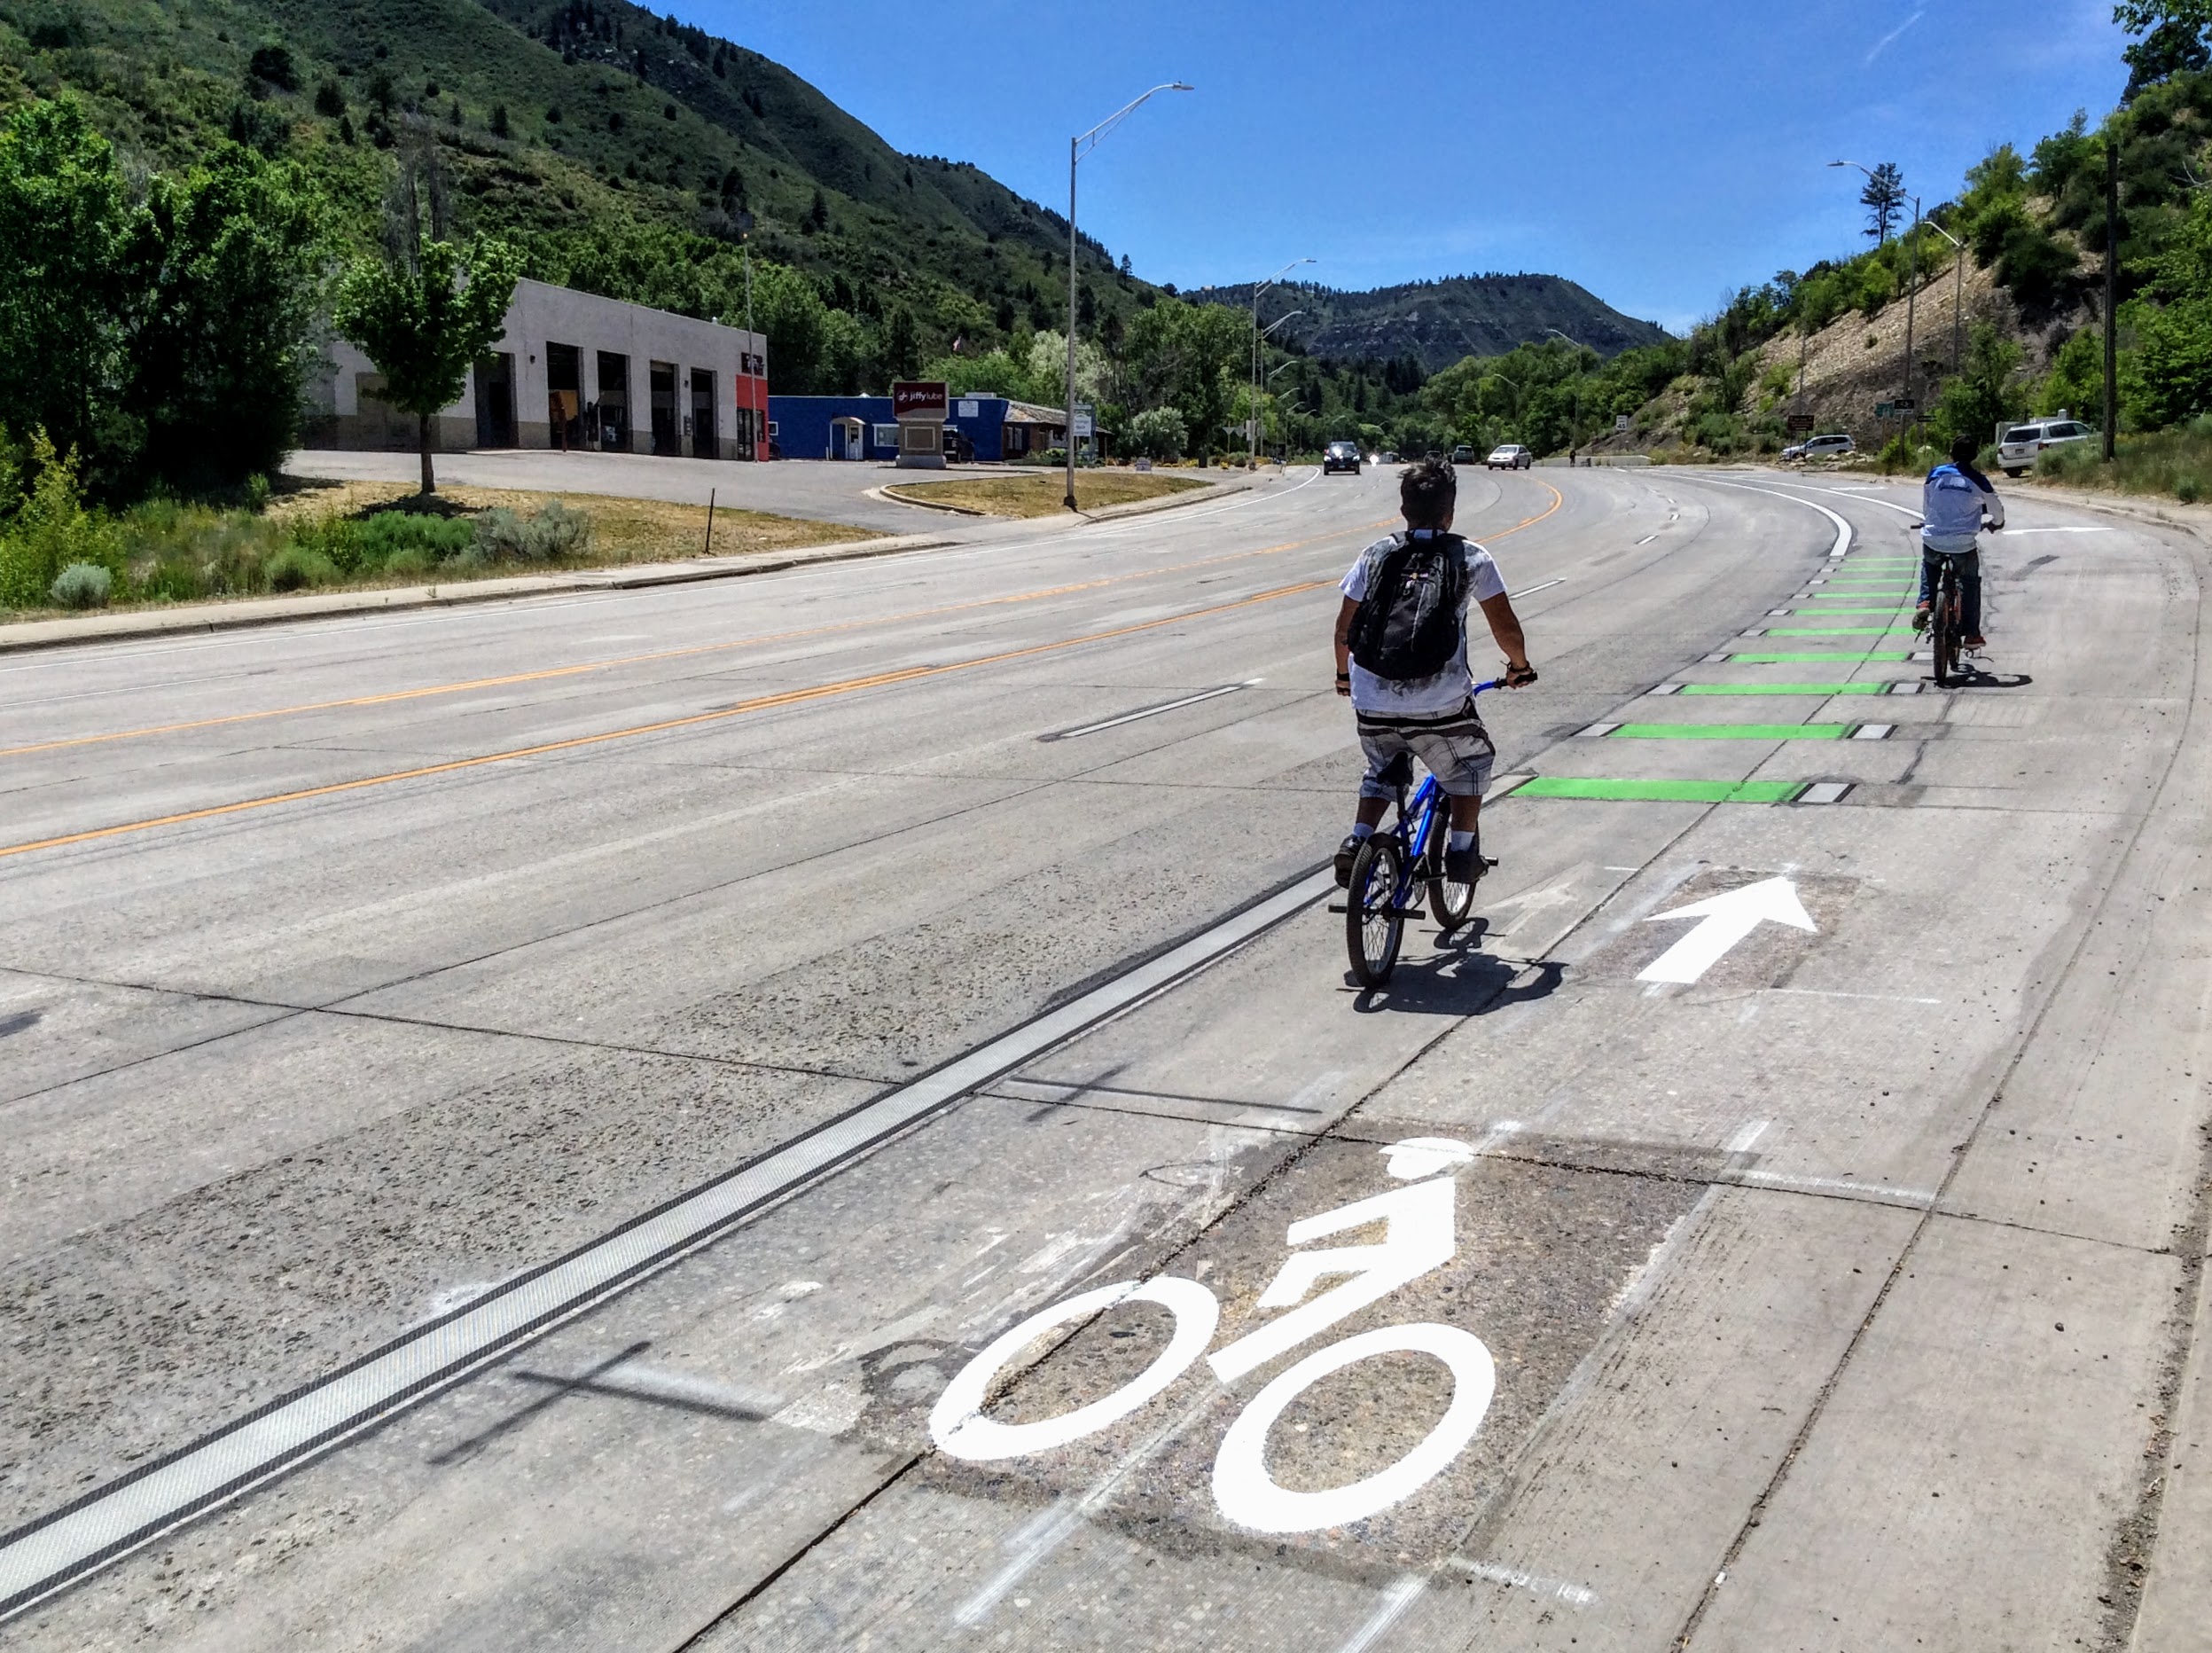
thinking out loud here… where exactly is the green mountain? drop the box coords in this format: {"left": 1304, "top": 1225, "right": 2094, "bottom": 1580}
{"left": 1190, "top": 274, "right": 1672, "bottom": 372}
{"left": 0, "top": 0, "right": 1149, "bottom": 390}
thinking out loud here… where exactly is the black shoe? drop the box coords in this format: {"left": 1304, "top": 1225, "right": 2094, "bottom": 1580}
{"left": 1444, "top": 844, "right": 1485, "bottom": 885}
{"left": 1334, "top": 834, "right": 1364, "bottom": 888}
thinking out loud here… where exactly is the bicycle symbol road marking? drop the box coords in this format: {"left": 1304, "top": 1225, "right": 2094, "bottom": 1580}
{"left": 929, "top": 1136, "right": 1496, "bottom": 1533}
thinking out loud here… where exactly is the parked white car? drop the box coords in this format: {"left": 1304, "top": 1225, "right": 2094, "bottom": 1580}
{"left": 1997, "top": 418, "right": 2095, "bottom": 476}
{"left": 1786, "top": 433, "right": 1856, "bottom": 462}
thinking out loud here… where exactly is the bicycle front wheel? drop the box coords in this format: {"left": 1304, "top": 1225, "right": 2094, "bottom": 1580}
{"left": 1345, "top": 835, "right": 1405, "bottom": 988}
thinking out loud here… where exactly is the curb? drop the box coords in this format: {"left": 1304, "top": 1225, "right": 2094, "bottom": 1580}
{"left": 0, "top": 531, "right": 956, "bottom": 656}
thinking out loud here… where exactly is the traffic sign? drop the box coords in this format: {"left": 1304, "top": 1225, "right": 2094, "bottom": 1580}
{"left": 1892, "top": 396, "right": 1917, "bottom": 412}
{"left": 1875, "top": 402, "right": 1895, "bottom": 419}
{"left": 1786, "top": 413, "right": 1815, "bottom": 435}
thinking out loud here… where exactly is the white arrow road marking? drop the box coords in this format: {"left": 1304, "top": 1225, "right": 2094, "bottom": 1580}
{"left": 1637, "top": 877, "right": 1817, "bottom": 985}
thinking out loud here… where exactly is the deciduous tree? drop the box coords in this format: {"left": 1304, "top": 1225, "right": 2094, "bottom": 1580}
{"left": 334, "top": 233, "right": 521, "bottom": 494}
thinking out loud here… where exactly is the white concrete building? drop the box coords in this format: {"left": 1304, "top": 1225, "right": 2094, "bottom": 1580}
{"left": 309, "top": 278, "right": 770, "bottom": 461}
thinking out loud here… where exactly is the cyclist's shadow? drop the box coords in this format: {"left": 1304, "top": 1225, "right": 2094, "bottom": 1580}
{"left": 1347, "top": 920, "right": 1567, "bottom": 1016}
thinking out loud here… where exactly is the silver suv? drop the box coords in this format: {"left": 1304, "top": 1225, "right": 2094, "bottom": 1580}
{"left": 1786, "top": 433, "right": 1856, "bottom": 462}
{"left": 1997, "top": 418, "right": 2094, "bottom": 476}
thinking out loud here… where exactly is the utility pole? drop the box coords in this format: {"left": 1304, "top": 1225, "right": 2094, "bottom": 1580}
{"left": 2104, "top": 137, "right": 2120, "bottom": 463}
{"left": 1066, "top": 83, "right": 1193, "bottom": 512}
{"left": 1250, "top": 259, "right": 1313, "bottom": 467}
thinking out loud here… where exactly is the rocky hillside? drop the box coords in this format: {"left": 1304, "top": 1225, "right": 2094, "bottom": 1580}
{"left": 1189, "top": 274, "right": 1671, "bottom": 372}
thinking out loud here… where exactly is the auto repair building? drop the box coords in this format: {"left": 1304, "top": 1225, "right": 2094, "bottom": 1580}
{"left": 307, "top": 278, "right": 770, "bottom": 460}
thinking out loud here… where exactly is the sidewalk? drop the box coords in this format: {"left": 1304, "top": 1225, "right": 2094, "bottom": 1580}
{"left": 0, "top": 469, "right": 1262, "bottom": 657}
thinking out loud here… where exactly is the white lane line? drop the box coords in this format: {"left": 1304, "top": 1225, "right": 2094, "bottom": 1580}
{"left": 1448, "top": 1555, "right": 1598, "bottom": 1609}
{"left": 1798, "top": 782, "right": 1853, "bottom": 805}
{"left": 1675, "top": 475, "right": 1852, "bottom": 559}
{"left": 1334, "top": 1573, "right": 1428, "bottom": 1653}
{"left": 0, "top": 869, "right": 1338, "bottom": 1623}
{"left": 1041, "top": 682, "right": 1255, "bottom": 740}
{"left": 2004, "top": 525, "right": 2116, "bottom": 535}
{"left": 1510, "top": 578, "right": 1566, "bottom": 599}
{"left": 1851, "top": 724, "right": 1894, "bottom": 740}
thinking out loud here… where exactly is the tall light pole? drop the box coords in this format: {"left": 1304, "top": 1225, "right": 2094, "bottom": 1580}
{"left": 1833, "top": 161, "right": 1919, "bottom": 436}
{"left": 1252, "top": 257, "right": 1314, "bottom": 466}
{"left": 1255, "top": 310, "right": 1302, "bottom": 460}
{"left": 1067, "top": 82, "right": 1192, "bottom": 511}
{"left": 1922, "top": 216, "right": 1966, "bottom": 376}
{"left": 1544, "top": 328, "right": 1584, "bottom": 457}
{"left": 1478, "top": 371, "right": 1520, "bottom": 440}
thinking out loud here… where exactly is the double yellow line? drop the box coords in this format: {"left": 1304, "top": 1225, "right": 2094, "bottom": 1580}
{"left": 3, "top": 481, "right": 1565, "bottom": 862}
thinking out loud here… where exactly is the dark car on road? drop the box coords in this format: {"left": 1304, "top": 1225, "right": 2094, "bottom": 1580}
{"left": 1323, "top": 440, "right": 1362, "bottom": 474}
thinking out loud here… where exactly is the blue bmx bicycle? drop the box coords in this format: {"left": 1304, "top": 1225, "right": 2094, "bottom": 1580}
{"left": 1337, "top": 678, "right": 1505, "bottom": 988}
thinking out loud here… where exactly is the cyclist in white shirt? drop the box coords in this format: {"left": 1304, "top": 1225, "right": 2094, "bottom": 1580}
{"left": 1333, "top": 458, "right": 1536, "bottom": 888}
{"left": 1915, "top": 434, "right": 2005, "bottom": 648}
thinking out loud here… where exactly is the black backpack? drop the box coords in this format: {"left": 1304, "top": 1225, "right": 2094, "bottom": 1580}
{"left": 1348, "top": 533, "right": 1468, "bottom": 681}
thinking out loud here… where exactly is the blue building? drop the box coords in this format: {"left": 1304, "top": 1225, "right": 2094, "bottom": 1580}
{"left": 768, "top": 395, "right": 1068, "bottom": 463}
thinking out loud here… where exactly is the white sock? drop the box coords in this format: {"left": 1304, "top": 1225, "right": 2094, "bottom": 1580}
{"left": 1350, "top": 822, "right": 1374, "bottom": 840}
{"left": 1449, "top": 829, "right": 1476, "bottom": 852}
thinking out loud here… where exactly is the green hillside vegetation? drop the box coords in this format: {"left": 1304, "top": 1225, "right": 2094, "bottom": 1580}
{"left": 1430, "top": 10, "right": 2212, "bottom": 480}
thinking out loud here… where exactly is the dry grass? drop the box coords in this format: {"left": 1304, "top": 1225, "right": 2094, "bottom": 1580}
{"left": 883, "top": 472, "right": 1206, "bottom": 519}
{"left": 267, "top": 477, "right": 872, "bottom": 565}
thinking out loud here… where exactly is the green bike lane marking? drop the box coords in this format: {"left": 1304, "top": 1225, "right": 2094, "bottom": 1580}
{"left": 1674, "top": 683, "right": 1888, "bottom": 696}
{"left": 1782, "top": 607, "right": 1907, "bottom": 616}
{"left": 1502, "top": 777, "right": 1807, "bottom": 804}
{"left": 1721, "top": 651, "right": 1913, "bottom": 662}
{"left": 1603, "top": 723, "right": 1852, "bottom": 740}
{"left": 1762, "top": 625, "right": 1916, "bottom": 636}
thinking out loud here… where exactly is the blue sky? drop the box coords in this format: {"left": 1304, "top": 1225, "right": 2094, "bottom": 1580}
{"left": 691, "top": 1, "right": 2135, "bottom": 333}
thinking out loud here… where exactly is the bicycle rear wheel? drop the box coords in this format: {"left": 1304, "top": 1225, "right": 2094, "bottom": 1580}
{"left": 1345, "top": 835, "right": 1405, "bottom": 988}
{"left": 1425, "top": 820, "right": 1476, "bottom": 932}
{"left": 1930, "top": 567, "right": 1959, "bottom": 687}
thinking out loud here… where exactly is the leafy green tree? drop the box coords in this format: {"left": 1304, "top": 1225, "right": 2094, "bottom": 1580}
{"left": 123, "top": 144, "right": 327, "bottom": 490}
{"left": 1125, "top": 406, "right": 1186, "bottom": 461}
{"left": 2130, "top": 190, "right": 2212, "bottom": 425}
{"left": 334, "top": 234, "right": 521, "bottom": 494}
{"left": 0, "top": 99, "right": 135, "bottom": 491}
{"left": 1931, "top": 322, "right": 2027, "bottom": 449}
{"left": 2114, "top": 1, "right": 2212, "bottom": 97}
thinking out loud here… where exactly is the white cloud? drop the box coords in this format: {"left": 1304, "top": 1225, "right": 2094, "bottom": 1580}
{"left": 1865, "top": 9, "right": 1926, "bottom": 65}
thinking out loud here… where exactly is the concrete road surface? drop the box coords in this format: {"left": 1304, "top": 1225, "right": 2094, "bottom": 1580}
{"left": 287, "top": 446, "right": 1208, "bottom": 535}
{"left": 4, "top": 464, "right": 2210, "bottom": 1651}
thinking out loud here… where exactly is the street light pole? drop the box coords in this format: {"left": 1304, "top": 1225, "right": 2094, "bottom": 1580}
{"left": 1251, "top": 257, "right": 1314, "bottom": 466}
{"left": 1922, "top": 217, "right": 1966, "bottom": 375}
{"left": 1067, "top": 82, "right": 1192, "bottom": 512}
{"left": 1544, "top": 329, "right": 1583, "bottom": 458}
{"left": 1478, "top": 372, "right": 1520, "bottom": 443}
{"left": 1255, "top": 309, "right": 1303, "bottom": 462}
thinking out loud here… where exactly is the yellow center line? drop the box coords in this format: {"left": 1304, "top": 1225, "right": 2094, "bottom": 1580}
{"left": 0, "top": 579, "right": 1337, "bottom": 861}
{"left": 6, "top": 480, "right": 1563, "bottom": 763}
{"left": 2, "top": 516, "right": 1400, "bottom": 761}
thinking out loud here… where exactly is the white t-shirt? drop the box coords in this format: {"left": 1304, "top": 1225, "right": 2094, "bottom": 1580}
{"left": 1340, "top": 530, "right": 1506, "bottom": 717}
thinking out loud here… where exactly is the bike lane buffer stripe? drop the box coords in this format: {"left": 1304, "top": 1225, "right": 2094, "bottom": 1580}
{"left": 0, "top": 866, "right": 1341, "bottom": 1621}
{"left": 1603, "top": 723, "right": 1853, "bottom": 740}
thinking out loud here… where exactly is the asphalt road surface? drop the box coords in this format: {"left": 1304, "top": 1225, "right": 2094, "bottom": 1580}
{"left": 290, "top": 446, "right": 1086, "bottom": 534}
{"left": 4, "top": 466, "right": 2210, "bottom": 1651}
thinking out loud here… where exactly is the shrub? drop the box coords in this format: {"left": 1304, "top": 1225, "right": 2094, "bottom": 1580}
{"left": 49, "top": 561, "right": 111, "bottom": 608}
{"left": 2179, "top": 476, "right": 2203, "bottom": 504}
{"left": 263, "top": 544, "right": 340, "bottom": 591}
{"left": 381, "top": 545, "right": 434, "bottom": 577}
{"left": 0, "top": 433, "right": 118, "bottom": 609}
{"left": 473, "top": 498, "right": 593, "bottom": 563}
{"left": 355, "top": 509, "right": 473, "bottom": 563}
{"left": 1126, "top": 407, "right": 1189, "bottom": 462}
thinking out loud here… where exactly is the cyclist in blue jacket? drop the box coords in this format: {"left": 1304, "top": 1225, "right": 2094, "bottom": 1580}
{"left": 1914, "top": 434, "right": 2005, "bottom": 648}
